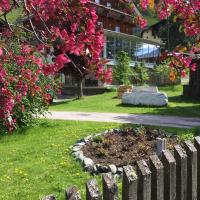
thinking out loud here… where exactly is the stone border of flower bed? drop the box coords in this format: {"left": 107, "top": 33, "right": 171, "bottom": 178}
{"left": 71, "top": 129, "right": 123, "bottom": 176}
{"left": 71, "top": 128, "right": 170, "bottom": 176}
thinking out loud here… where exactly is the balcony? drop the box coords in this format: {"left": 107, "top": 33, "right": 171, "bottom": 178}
{"left": 90, "top": 1, "right": 139, "bottom": 24}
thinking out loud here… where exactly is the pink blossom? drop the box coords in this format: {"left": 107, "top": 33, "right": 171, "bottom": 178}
{"left": 0, "top": 48, "right": 3, "bottom": 57}
{"left": 55, "top": 54, "right": 70, "bottom": 68}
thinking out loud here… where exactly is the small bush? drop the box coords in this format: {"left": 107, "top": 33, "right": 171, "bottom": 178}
{"left": 131, "top": 62, "right": 149, "bottom": 85}
{"left": 113, "top": 51, "right": 132, "bottom": 85}
{"left": 0, "top": 40, "right": 61, "bottom": 133}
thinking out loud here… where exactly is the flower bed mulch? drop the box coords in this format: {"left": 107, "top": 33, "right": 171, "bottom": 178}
{"left": 81, "top": 127, "right": 178, "bottom": 168}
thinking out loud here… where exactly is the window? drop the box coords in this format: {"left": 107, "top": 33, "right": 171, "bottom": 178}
{"left": 106, "top": 2, "right": 111, "bottom": 7}
{"left": 115, "top": 26, "right": 120, "bottom": 32}
{"left": 106, "top": 36, "right": 115, "bottom": 59}
{"left": 131, "top": 41, "right": 137, "bottom": 60}
{"left": 115, "top": 38, "right": 123, "bottom": 54}
{"left": 123, "top": 39, "right": 131, "bottom": 57}
{"left": 95, "top": 0, "right": 100, "bottom": 3}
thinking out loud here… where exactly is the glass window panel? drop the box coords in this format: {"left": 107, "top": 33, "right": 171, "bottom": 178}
{"left": 131, "top": 40, "right": 137, "bottom": 60}
{"left": 123, "top": 39, "right": 131, "bottom": 57}
{"left": 115, "top": 38, "right": 123, "bottom": 55}
{"left": 106, "top": 36, "right": 115, "bottom": 59}
{"left": 136, "top": 42, "right": 143, "bottom": 62}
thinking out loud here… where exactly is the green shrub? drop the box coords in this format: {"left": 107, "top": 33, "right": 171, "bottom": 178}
{"left": 113, "top": 51, "right": 132, "bottom": 85}
{"left": 131, "top": 62, "right": 149, "bottom": 85}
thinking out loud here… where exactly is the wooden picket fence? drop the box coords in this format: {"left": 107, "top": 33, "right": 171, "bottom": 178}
{"left": 43, "top": 136, "right": 200, "bottom": 200}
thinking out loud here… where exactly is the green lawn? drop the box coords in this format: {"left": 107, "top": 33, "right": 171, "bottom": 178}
{"left": 0, "top": 120, "right": 118, "bottom": 200}
{"left": 50, "top": 85, "right": 200, "bottom": 118}
{"left": 0, "top": 120, "right": 199, "bottom": 200}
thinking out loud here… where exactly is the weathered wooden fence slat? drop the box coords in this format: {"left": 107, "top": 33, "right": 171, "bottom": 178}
{"left": 184, "top": 140, "right": 198, "bottom": 200}
{"left": 194, "top": 136, "right": 200, "bottom": 200}
{"left": 149, "top": 154, "right": 164, "bottom": 200}
{"left": 122, "top": 165, "right": 138, "bottom": 200}
{"left": 102, "top": 173, "right": 118, "bottom": 200}
{"left": 66, "top": 186, "right": 81, "bottom": 200}
{"left": 43, "top": 139, "right": 200, "bottom": 200}
{"left": 161, "top": 150, "right": 176, "bottom": 200}
{"left": 42, "top": 194, "right": 56, "bottom": 200}
{"left": 174, "top": 145, "right": 188, "bottom": 200}
{"left": 86, "top": 179, "right": 102, "bottom": 200}
{"left": 137, "top": 160, "right": 151, "bottom": 200}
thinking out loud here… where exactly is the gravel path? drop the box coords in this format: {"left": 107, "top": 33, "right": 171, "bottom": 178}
{"left": 45, "top": 111, "right": 200, "bottom": 128}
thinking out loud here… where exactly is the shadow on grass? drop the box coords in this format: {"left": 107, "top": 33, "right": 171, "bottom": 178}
{"left": 39, "top": 121, "right": 59, "bottom": 128}
{"left": 0, "top": 120, "right": 59, "bottom": 138}
{"left": 51, "top": 97, "right": 85, "bottom": 106}
{"left": 125, "top": 104, "right": 199, "bottom": 117}
{"left": 51, "top": 101, "right": 71, "bottom": 106}
{"left": 116, "top": 95, "right": 200, "bottom": 117}
{"left": 116, "top": 102, "right": 167, "bottom": 109}
{"left": 168, "top": 95, "right": 200, "bottom": 104}
{"left": 193, "top": 127, "right": 200, "bottom": 136}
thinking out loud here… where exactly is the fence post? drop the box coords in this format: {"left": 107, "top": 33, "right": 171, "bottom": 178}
{"left": 66, "top": 186, "right": 81, "bottom": 200}
{"left": 136, "top": 160, "right": 151, "bottom": 200}
{"left": 42, "top": 195, "right": 56, "bottom": 200}
{"left": 149, "top": 154, "right": 164, "bottom": 200}
{"left": 86, "top": 179, "right": 102, "bottom": 200}
{"left": 161, "top": 150, "right": 176, "bottom": 200}
{"left": 122, "top": 165, "right": 138, "bottom": 200}
{"left": 174, "top": 145, "right": 188, "bottom": 200}
{"left": 156, "top": 138, "right": 167, "bottom": 156}
{"left": 194, "top": 136, "right": 200, "bottom": 200}
{"left": 184, "top": 140, "right": 198, "bottom": 200}
{"left": 102, "top": 173, "right": 118, "bottom": 200}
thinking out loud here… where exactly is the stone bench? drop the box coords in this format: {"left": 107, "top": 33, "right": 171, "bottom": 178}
{"left": 122, "top": 86, "right": 168, "bottom": 107}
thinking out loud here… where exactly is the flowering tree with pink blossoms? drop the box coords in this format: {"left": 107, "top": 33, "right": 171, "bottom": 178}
{"left": 0, "top": 0, "right": 109, "bottom": 132}
{"left": 0, "top": 0, "right": 199, "bottom": 132}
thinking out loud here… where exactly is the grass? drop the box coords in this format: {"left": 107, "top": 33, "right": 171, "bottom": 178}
{"left": 0, "top": 120, "right": 199, "bottom": 200}
{"left": 0, "top": 120, "right": 118, "bottom": 200}
{"left": 50, "top": 85, "right": 200, "bottom": 118}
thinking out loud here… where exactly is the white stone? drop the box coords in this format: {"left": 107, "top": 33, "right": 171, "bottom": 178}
{"left": 72, "top": 146, "right": 82, "bottom": 152}
{"left": 74, "top": 142, "right": 85, "bottom": 146}
{"left": 73, "top": 151, "right": 83, "bottom": 158}
{"left": 122, "top": 91, "right": 168, "bottom": 107}
{"left": 117, "top": 167, "right": 123, "bottom": 174}
{"left": 83, "top": 135, "right": 92, "bottom": 143}
{"left": 84, "top": 158, "right": 94, "bottom": 167}
{"left": 84, "top": 158, "right": 95, "bottom": 173}
{"left": 133, "top": 86, "right": 158, "bottom": 93}
{"left": 108, "top": 164, "right": 117, "bottom": 174}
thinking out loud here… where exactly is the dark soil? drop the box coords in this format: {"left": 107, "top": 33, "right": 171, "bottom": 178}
{"left": 81, "top": 127, "right": 178, "bottom": 167}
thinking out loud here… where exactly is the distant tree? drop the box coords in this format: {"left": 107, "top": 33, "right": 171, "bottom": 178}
{"left": 132, "top": 62, "right": 149, "bottom": 85}
{"left": 113, "top": 51, "right": 132, "bottom": 85}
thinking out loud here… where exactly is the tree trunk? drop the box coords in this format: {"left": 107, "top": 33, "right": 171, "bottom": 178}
{"left": 77, "top": 77, "right": 84, "bottom": 99}
{"left": 183, "top": 59, "right": 200, "bottom": 99}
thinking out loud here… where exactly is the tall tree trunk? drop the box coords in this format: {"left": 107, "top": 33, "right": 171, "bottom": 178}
{"left": 183, "top": 59, "right": 200, "bottom": 99}
{"left": 77, "top": 77, "right": 84, "bottom": 99}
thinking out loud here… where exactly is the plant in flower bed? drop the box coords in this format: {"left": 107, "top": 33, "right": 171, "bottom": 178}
{"left": 80, "top": 126, "right": 178, "bottom": 170}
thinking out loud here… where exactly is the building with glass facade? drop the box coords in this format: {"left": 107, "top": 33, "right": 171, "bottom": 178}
{"left": 61, "top": 0, "right": 163, "bottom": 87}
{"left": 104, "top": 29, "right": 161, "bottom": 68}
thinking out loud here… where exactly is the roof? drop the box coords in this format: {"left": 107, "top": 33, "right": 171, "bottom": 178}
{"left": 90, "top": 1, "right": 141, "bottom": 17}
{"left": 141, "top": 20, "right": 166, "bottom": 36}
{"left": 104, "top": 29, "right": 164, "bottom": 46}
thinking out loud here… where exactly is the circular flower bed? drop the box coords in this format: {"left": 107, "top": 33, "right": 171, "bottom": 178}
{"left": 71, "top": 126, "right": 178, "bottom": 175}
